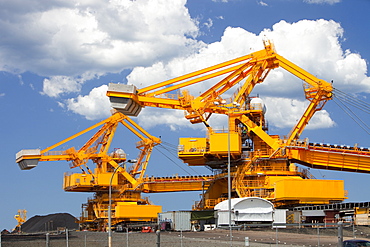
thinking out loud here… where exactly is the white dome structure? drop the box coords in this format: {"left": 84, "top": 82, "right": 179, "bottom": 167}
{"left": 214, "top": 197, "right": 274, "bottom": 226}
{"left": 250, "top": 97, "right": 266, "bottom": 113}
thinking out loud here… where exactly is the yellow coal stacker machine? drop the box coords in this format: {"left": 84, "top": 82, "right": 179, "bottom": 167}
{"left": 16, "top": 112, "right": 165, "bottom": 230}
{"left": 106, "top": 40, "right": 370, "bottom": 209}
{"left": 16, "top": 111, "right": 214, "bottom": 230}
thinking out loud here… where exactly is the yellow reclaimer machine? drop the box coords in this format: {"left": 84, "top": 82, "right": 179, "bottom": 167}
{"left": 16, "top": 112, "right": 214, "bottom": 230}
{"left": 16, "top": 40, "right": 370, "bottom": 229}
{"left": 106, "top": 40, "right": 370, "bottom": 209}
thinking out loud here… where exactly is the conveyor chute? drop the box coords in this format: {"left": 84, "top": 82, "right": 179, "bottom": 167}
{"left": 108, "top": 83, "right": 142, "bottom": 116}
{"left": 16, "top": 149, "right": 40, "bottom": 170}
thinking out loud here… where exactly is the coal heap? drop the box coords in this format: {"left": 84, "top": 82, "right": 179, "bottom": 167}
{"left": 21, "top": 213, "right": 78, "bottom": 233}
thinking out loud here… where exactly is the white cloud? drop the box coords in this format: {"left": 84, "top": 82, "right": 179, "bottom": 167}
{"left": 2, "top": 2, "right": 367, "bottom": 131}
{"left": 304, "top": 0, "right": 340, "bottom": 4}
{"left": 263, "top": 97, "right": 335, "bottom": 129}
{"left": 126, "top": 19, "right": 369, "bottom": 131}
{"left": 128, "top": 26, "right": 261, "bottom": 91}
{"left": 66, "top": 85, "right": 111, "bottom": 120}
{"left": 261, "top": 20, "right": 370, "bottom": 94}
{"left": 42, "top": 76, "right": 82, "bottom": 97}
{"left": 17, "top": 75, "right": 24, "bottom": 85}
{"left": 258, "top": 1, "right": 268, "bottom": 7}
{"left": 0, "top": 0, "right": 201, "bottom": 94}
{"left": 203, "top": 18, "right": 213, "bottom": 31}
{"left": 137, "top": 108, "right": 203, "bottom": 131}
{"left": 42, "top": 72, "right": 104, "bottom": 97}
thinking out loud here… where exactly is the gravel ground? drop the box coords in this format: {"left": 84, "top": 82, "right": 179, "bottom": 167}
{"left": 2, "top": 226, "right": 370, "bottom": 247}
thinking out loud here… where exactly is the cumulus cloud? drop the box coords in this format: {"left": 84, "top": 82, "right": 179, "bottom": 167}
{"left": 128, "top": 26, "right": 262, "bottom": 91}
{"left": 1, "top": 1, "right": 367, "bottom": 131}
{"left": 66, "top": 85, "right": 111, "bottom": 120}
{"left": 126, "top": 19, "right": 369, "bottom": 131}
{"left": 263, "top": 97, "right": 335, "bottom": 129}
{"left": 260, "top": 20, "right": 370, "bottom": 94}
{"left": 42, "top": 76, "right": 82, "bottom": 97}
{"left": 42, "top": 72, "right": 104, "bottom": 97}
{"left": 0, "top": 0, "right": 201, "bottom": 92}
{"left": 137, "top": 108, "right": 203, "bottom": 131}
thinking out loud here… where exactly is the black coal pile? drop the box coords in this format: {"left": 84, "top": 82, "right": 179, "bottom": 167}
{"left": 21, "top": 213, "right": 78, "bottom": 233}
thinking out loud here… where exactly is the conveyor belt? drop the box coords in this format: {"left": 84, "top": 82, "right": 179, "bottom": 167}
{"left": 287, "top": 142, "right": 370, "bottom": 173}
{"left": 139, "top": 175, "right": 214, "bottom": 193}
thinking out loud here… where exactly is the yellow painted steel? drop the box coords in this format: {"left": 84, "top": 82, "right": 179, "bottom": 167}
{"left": 140, "top": 176, "right": 214, "bottom": 193}
{"left": 17, "top": 111, "right": 217, "bottom": 229}
{"left": 178, "top": 137, "right": 208, "bottom": 165}
{"left": 16, "top": 111, "right": 166, "bottom": 230}
{"left": 106, "top": 40, "right": 331, "bottom": 135}
{"left": 115, "top": 203, "right": 162, "bottom": 220}
{"left": 354, "top": 207, "right": 370, "bottom": 225}
{"left": 63, "top": 173, "right": 95, "bottom": 191}
{"left": 103, "top": 41, "right": 370, "bottom": 209}
{"left": 273, "top": 179, "right": 345, "bottom": 203}
{"left": 239, "top": 115, "right": 281, "bottom": 151}
{"left": 17, "top": 39, "right": 370, "bottom": 229}
{"left": 209, "top": 132, "right": 241, "bottom": 155}
{"left": 287, "top": 144, "right": 370, "bottom": 173}
{"left": 13, "top": 209, "right": 27, "bottom": 232}
{"left": 106, "top": 40, "right": 361, "bottom": 210}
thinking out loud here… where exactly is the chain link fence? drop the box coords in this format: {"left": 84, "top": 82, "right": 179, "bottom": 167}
{"left": 2, "top": 223, "right": 370, "bottom": 247}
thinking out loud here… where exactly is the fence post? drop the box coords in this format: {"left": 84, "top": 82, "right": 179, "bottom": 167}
{"left": 275, "top": 226, "right": 278, "bottom": 246}
{"left": 66, "top": 228, "right": 69, "bottom": 247}
{"left": 338, "top": 221, "right": 343, "bottom": 247}
{"left": 126, "top": 227, "right": 129, "bottom": 247}
{"left": 317, "top": 223, "right": 320, "bottom": 247}
{"left": 353, "top": 220, "right": 356, "bottom": 239}
{"left": 156, "top": 230, "right": 160, "bottom": 247}
{"left": 245, "top": 236, "right": 249, "bottom": 247}
{"left": 46, "top": 232, "right": 50, "bottom": 247}
{"left": 180, "top": 229, "right": 183, "bottom": 247}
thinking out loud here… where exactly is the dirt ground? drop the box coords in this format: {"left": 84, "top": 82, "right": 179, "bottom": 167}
{"left": 2, "top": 226, "right": 370, "bottom": 247}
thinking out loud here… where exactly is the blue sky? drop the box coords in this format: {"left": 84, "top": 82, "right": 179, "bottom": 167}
{"left": 1, "top": 0, "right": 370, "bottom": 230}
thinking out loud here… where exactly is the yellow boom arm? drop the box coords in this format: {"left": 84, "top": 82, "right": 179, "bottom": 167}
{"left": 107, "top": 40, "right": 332, "bottom": 145}
{"left": 16, "top": 111, "right": 161, "bottom": 187}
